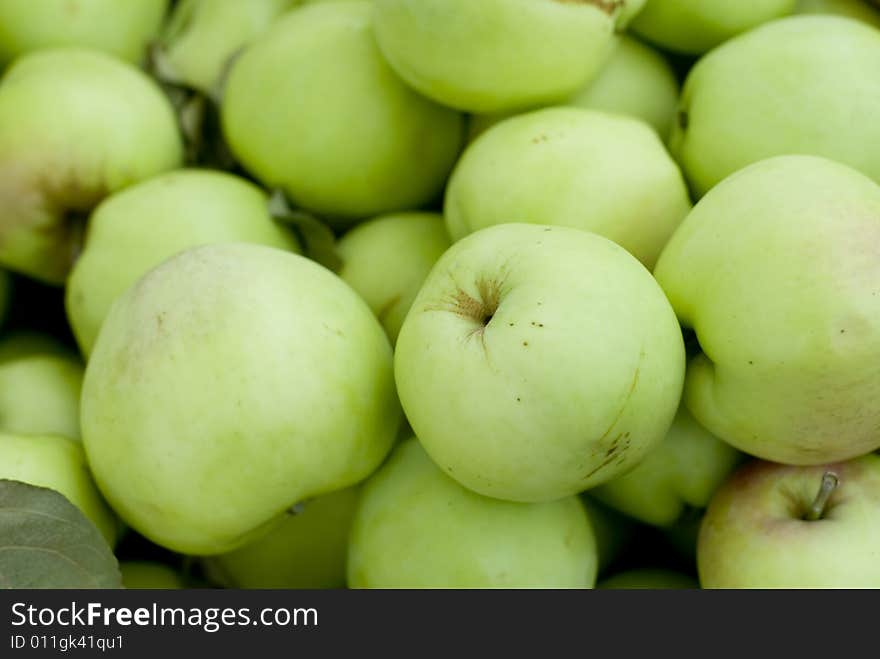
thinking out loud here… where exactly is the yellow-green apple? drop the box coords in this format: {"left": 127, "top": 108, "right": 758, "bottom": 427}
{"left": 630, "top": 0, "right": 796, "bottom": 54}
{"left": 0, "top": 0, "right": 169, "bottom": 65}
{"left": 795, "top": 0, "right": 880, "bottom": 27}
{"left": 468, "top": 35, "right": 681, "bottom": 144}
{"left": 66, "top": 169, "right": 301, "bottom": 356}
{"left": 669, "top": 15, "right": 880, "bottom": 198}
{"left": 0, "top": 432, "right": 118, "bottom": 545}
{"left": 221, "top": 1, "right": 463, "bottom": 224}
{"left": 157, "top": 0, "right": 298, "bottom": 98}
{"left": 81, "top": 243, "right": 401, "bottom": 555}
{"left": 120, "top": 562, "right": 186, "bottom": 589}
{"left": 698, "top": 456, "right": 880, "bottom": 588}
{"left": 590, "top": 406, "right": 743, "bottom": 526}
{"left": 202, "top": 486, "right": 359, "bottom": 589}
{"left": 337, "top": 212, "right": 451, "bottom": 345}
{"left": 597, "top": 568, "right": 699, "bottom": 589}
{"left": 447, "top": 107, "right": 692, "bottom": 270}
{"left": 347, "top": 438, "right": 598, "bottom": 588}
{"left": 371, "top": 0, "right": 622, "bottom": 114}
{"left": 395, "top": 223, "right": 685, "bottom": 502}
{"left": 0, "top": 332, "right": 84, "bottom": 441}
{"left": 568, "top": 35, "right": 680, "bottom": 142}
{"left": 0, "top": 48, "right": 183, "bottom": 283}
{"left": 618, "top": 0, "right": 648, "bottom": 26}
{"left": 654, "top": 155, "right": 880, "bottom": 465}
{"left": 581, "top": 496, "right": 639, "bottom": 575}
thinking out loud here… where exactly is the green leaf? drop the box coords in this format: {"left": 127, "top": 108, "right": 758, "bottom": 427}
{"left": 0, "top": 480, "right": 122, "bottom": 589}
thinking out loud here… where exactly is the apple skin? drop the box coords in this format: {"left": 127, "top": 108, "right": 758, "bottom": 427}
{"left": 158, "top": 0, "right": 299, "bottom": 98}
{"left": 617, "top": 0, "right": 648, "bottom": 27}
{"left": 395, "top": 223, "right": 685, "bottom": 503}
{"left": 568, "top": 35, "right": 680, "bottom": 143}
{"left": 669, "top": 15, "right": 880, "bottom": 198}
{"left": 654, "top": 155, "right": 880, "bottom": 465}
{"left": 468, "top": 35, "right": 681, "bottom": 144}
{"left": 66, "top": 169, "right": 301, "bottom": 357}
{"left": 371, "top": 0, "right": 620, "bottom": 114}
{"left": 698, "top": 455, "right": 880, "bottom": 588}
{"left": 0, "top": 332, "right": 84, "bottom": 441}
{"left": 447, "top": 107, "right": 692, "bottom": 270}
{"left": 0, "top": 0, "right": 170, "bottom": 65}
{"left": 590, "top": 406, "right": 744, "bottom": 527}
{"left": 0, "top": 48, "right": 183, "bottom": 284}
{"left": 794, "top": 0, "right": 880, "bottom": 27}
{"left": 120, "top": 562, "right": 186, "bottom": 589}
{"left": 81, "top": 243, "right": 400, "bottom": 556}
{"left": 347, "top": 438, "right": 598, "bottom": 588}
{"left": 630, "top": 0, "right": 796, "bottom": 54}
{"left": 597, "top": 568, "right": 699, "bottom": 590}
{"left": 202, "top": 486, "right": 359, "bottom": 589}
{"left": 337, "top": 212, "right": 451, "bottom": 346}
{"left": 221, "top": 1, "right": 464, "bottom": 224}
{"left": 0, "top": 432, "right": 118, "bottom": 545}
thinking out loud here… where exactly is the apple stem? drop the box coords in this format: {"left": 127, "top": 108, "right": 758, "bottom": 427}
{"left": 804, "top": 471, "right": 839, "bottom": 521}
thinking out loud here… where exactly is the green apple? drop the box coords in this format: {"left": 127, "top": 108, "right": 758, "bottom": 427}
{"left": 158, "top": 0, "right": 298, "bottom": 98}
{"left": 468, "top": 35, "right": 681, "bottom": 143}
{"left": 348, "top": 438, "right": 598, "bottom": 588}
{"left": 66, "top": 169, "right": 301, "bottom": 356}
{"left": 0, "top": 332, "right": 84, "bottom": 441}
{"left": 581, "top": 496, "right": 639, "bottom": 575}
{"left": 120, "top": 561, "right": 186, "bottom": 589}
{"left": 569, "top": 35, "right": 680, "bottom": 142}
{"left": 0, "top": 48, "right": 183, "bottom": 284}
{"left": 670, "top": 15, "right": 880, "bottom": 198}
{"left": 447, "top": 107, "right": 692, "bottom": 270}
{"left": 655, "top": 155, "right": 880, "bottom": 465}
{"left": 698, "top": 455, "right": 880, "bottom": 588}
{"left": 395, "top": 223, "right": 685, "bottom": 503}
{"left": 590, "top": 406, "right": 743, "bottom": 527}
{"left": 81, "top": 243, "right": 401, "bottom": 555}
{"left": 221, "top": 1, "right": 463, "bottom": 224}
{"left": 630, "top": 0, "right": 796, "bottom": 54}
{"left": 0, "top": 432, "right": 118, "bottom": 545}
{"left": 0, "top": 0, "right": 170, "bottom": 65}
{"left": 618, "top": 0, "right": 648, "bottom": 27}
{"left": 795, "top": 0, "right": 880, "bottom": 27}
{"left": 372, "top": 0, "right": 621, "bottom": 114}
{"left": 597, "top": 568, "right": 699, "bottom": 589}
{"left": 202, "top": 486, "right": 359, "bottom": 589}
{"left": 337, "top": 212, "right": 451, "bottom": 346}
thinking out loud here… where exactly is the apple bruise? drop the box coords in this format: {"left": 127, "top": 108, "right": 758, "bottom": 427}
{"left": 583, "top": 350, "right": 644, "bottom": 480}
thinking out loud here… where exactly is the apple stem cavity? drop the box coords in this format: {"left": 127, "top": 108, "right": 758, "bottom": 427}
{"left": 804, "top": 471, "right": 839, "bottom": 522}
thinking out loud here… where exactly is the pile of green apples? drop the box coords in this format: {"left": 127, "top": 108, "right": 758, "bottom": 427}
{"left": 1, "top": 0, "right": 880, "bottom": 591}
